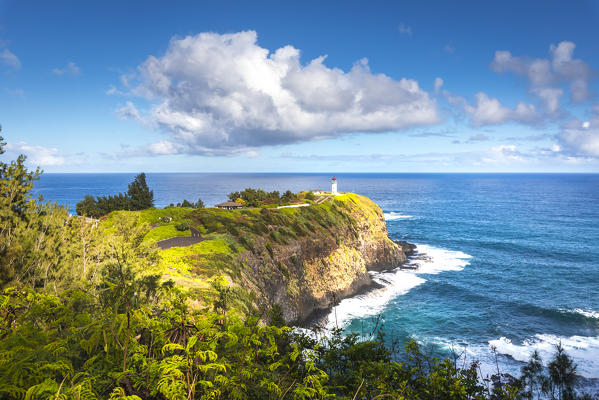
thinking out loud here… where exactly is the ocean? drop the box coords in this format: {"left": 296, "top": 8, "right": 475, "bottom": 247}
{"left": 34, "top": 173, "right": 599, "bottom": 389}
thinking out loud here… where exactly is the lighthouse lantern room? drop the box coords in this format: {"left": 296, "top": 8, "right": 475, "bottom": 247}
{"left": 331, "top": 177, "right": 338, "bottom": 195}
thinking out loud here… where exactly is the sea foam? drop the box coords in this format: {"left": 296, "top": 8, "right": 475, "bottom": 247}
{"left": 324, "top": 244, "right": 472, "bottom": 330}
{"left": 384, "top": 212, "right": 414, "bottom": 221}
{"left": 569, "top": 308, "right": 599, "bottom": 319}
{"left": 489, "top": 334, "right": 599, "bottom": 379}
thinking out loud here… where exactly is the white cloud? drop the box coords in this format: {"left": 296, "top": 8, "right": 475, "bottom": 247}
{"left": 146, "top": 140, "right": 179, "bottom": 155}
{"left": 52, "top": 61, "right": 80, "bottom": 76}
{"left": 1, "top": 48, "right": 21, "bottom": 69}
{"left": 434, "top": 77, "right": 443, "bottom": 94}
{"left": 531, "top": 87, "right": 563, "bottom": 115}
{"left": 557, "top": 105, "right": 599, "bottom": 157}
{"left": 480, "top": 145, "right": 525, "bottom": 164}
{"left": 5, "top": 142, "right": 65, "bottom": 166}
{"left": 491, "top": 41, "right": 594, "bottom": 110}
{"left": 122, "top": 31, "right": 440, "bottom": 155}
{"left": 398, "top": 23, "right": 413, "bottom": 36}
{"left": 464, "top": 92, "right": 539, "bottom": 126}
{"left": 550, "top": 42, "right": 594, "bottom": 102}
{"left": 116, "top": 101, "right": 141, "bottom": 120}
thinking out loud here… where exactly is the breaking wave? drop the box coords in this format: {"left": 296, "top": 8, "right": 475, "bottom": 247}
{"left": 384, "top": 212, "right": 414, "bottom": 221}
{"left": 324, "top": 244, "right": 472, "bottom": 330}
{"left": 568, "top": 308, "right": 599, "bottom": 320}
{"left": 489, "top": 334, "right": 599, "bottom": 379}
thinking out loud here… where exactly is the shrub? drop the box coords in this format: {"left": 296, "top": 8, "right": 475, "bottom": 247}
{"left": 175, "top": 221, "right": 191, "bottom": 231}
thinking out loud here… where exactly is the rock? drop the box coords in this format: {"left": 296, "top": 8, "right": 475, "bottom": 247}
{"left": 236, "top": 193, "right": 414, "bottom": 324}
{"left": 394, "top": 241, "right": 417, "bottom": 258}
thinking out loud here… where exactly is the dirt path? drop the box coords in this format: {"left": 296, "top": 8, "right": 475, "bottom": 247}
{"left": 156, "top": 236, "right": 205, "bottom": 250}
{"left": 314, "top": 195, "right": 331, "bottom": 205}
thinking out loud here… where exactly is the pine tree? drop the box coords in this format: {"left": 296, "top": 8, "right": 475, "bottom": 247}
{"left": 547, "top": 342, "right": 577, "bottom": 400}
{"left": 180, "top": 199, "right": 193, "bottom": 208}
{"left": 75, "top": 194, "right": 99, "bottom": 217}
{"left": 520, "top": 350, "right": 545, "bottom": 400}
{"left": 127, "top": 172, "right": 154, "bottom": 210}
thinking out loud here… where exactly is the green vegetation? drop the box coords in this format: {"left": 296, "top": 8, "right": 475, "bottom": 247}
{"left": 228, "top": 188, "right": 302, "bottom": 207}
{"left": 169, "top": 199, "right": 205, "bottom": 208}
{"left": 175, "top": 221, "right": 191, "bottom": 231}
{"left": 75, "top": 173, "right": 154, "bottom": 218}
{"left": 0, "top": 130, "right": 594, "bottom": 399}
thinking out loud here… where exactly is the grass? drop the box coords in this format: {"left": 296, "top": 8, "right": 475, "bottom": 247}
{"left": 144, "top": 224, "right": 189, "bottom": 242}
{"left": 99, "top": 192, "right": 386, "bottom": 304}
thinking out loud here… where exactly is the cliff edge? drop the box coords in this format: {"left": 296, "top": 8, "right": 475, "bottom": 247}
{"left": 106, "top": 193, "right": 410, "bottom": 324}
{"left": 238, "top": 193, "right": 408, "bottom": 323}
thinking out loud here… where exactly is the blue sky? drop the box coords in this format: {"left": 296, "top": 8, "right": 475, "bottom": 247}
{"left": 1, "top": 0, "right": 599, "bottom": 172}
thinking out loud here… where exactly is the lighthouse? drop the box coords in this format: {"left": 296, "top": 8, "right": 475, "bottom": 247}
{"left": 331, "top": 176, "right": 338, "bottom": 195}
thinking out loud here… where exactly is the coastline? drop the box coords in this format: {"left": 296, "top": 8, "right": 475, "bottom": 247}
{"left": 300, "top": 240, "right": 417, "bottom": 329}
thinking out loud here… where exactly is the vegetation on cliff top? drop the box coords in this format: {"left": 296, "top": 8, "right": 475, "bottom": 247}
{"left": 76, "top": 173, "right": 155, "bottom": 218}
{"left": 228, "top": 187, "right": 309, "bottom": 207}
{"left": 137, "top": 190, "right": 391, "bottom": 319}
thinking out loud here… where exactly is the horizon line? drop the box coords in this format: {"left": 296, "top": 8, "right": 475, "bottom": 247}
{"left": 38, "top": 171, "right": 599, "bottom": 175}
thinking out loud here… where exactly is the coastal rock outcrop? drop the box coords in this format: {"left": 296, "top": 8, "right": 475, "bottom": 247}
{"left": 138, "top": 192, "right": 412, "bottom": 324}
{"left": 233, "top": 193, "right": 411, "bottom": 323}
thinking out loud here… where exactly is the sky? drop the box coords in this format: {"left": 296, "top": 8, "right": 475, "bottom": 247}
{"left": 1, "top": 0, "right": 599, "bottom": 172}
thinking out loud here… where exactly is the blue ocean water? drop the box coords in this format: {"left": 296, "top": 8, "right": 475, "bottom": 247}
{"left": 34, "top": 173, "right": 599, "bottom": 386}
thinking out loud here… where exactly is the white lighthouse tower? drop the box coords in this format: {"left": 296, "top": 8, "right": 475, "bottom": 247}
{"left": 331, "top": 176, "right": 338, "bottom": 195}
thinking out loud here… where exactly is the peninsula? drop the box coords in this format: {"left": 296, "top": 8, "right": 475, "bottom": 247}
{"left": 104, "top": 191, "right": 413, "bottom": 324}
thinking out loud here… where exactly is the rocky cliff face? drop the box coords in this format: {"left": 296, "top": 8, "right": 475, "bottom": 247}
{"left": 235, "top": 194, "right": 409, "bottom": 324}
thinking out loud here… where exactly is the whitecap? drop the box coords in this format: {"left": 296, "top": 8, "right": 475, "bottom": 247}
{"left": 323, "top": 244, "right": 472, "bottom": 330}
{"left": 407, "top": 244, "right": 472, "bottom": 275}
{"left": 326, "top": 272, "right": 425, "bottom": 330}
{"left": 384, "top": 212, "right": 414, "bottom": 221}
{"left": 427, "top": 337, "right": 517, "bottom": 378}
{"left": 489, "top": 334, "right": 599, "bottom": 379}
{"left": 569, "top": 308, "right": 599, "bottom": 319}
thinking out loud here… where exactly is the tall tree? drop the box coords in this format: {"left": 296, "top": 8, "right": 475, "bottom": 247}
{"left": 127, "top": 172, "right": 154, "bottom": 210}
{"left": 0, "top": 126, "right": 6, "bottom": 154}
{"left": 0, "top": 128, "right": 44, "bottom": 287}
{"left": 520, "top": 350, "right": 545, "bottom": 400}
{"left": 547, "top": 343, "right": 577, "bottom": 400}
{"left": 75, "top": 194, "right": 99, "bottom": 217}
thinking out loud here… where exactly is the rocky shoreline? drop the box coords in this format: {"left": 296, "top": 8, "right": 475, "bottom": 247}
{"left": 299, "top": 240, "right": 418, "bottom": 328}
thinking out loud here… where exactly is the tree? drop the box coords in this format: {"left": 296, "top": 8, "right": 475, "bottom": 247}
{"left": 127, "top": 173, "right": 154, "bottom": 210}
{"left": 76, "top": 173, "right": 154, "bottom": 217}
{"left": 547, "top": 343, "right": 577, "bottom": 400}
{"left": 75, "top": 194, "right": 99, "bottom": 217}
{"left": 281, "top": 190, "right": 297, "bottom": 204}
{"left": 180, "top": 199, "right": 194, "bottom": 208}
{"left": 0, "top": 126, "right": 6, "bottom": 154}
{"left": 519, "top": 350, "right": 545, "bottom": 400}
{"left": 176, "top": 198, "right": 204, "bottom": 208}
{"left": 0, "top": 128, "right": 47, "bottom": 288}
{"left": 228, "top": 191, "right": 241, "bottom": 201}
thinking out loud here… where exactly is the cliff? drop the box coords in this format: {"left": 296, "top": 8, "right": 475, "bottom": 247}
{"left": 104, "top": 193, "right": 410, "bottom": 324}
{"left": 237, "top": 194, "right": 408, "bottom": 323}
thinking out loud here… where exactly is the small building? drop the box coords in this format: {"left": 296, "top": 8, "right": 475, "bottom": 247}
{"left": 190, "top": 227, "right": 202, "bottom": 237}
{"left": 215, "top": 201, "right": 244, "bottom": 210}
